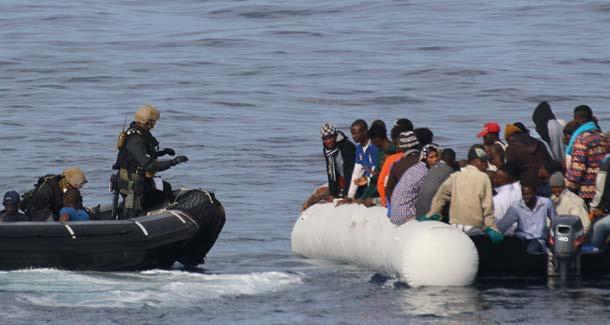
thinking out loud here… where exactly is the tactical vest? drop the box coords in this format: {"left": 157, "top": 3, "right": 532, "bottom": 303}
{"left": 115, "top": 125, "right": 160, "bottom": 175}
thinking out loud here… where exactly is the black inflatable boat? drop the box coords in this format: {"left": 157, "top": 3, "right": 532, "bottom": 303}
{"left": 0, "top": 189, "right": 225, "bottom": 271}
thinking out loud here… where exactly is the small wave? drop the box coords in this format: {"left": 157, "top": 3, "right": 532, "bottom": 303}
{"left": 211, "top": 101, "right": 256, "bottom": 108}
{"left": 367, "top": 96, "right": 424, "bottom": 105}
{"left": 65, "top": 76, "right": 114, "bottom": 83}
{"left": 210, "top": 5, "right": 340, "bottom": 19}
{"left": 12, "top": 267, "right": 66, "bottom": 273}
{"left": 7, "top": 270, "right": 302, "bottom": 309}
{"left": 444, "top": 69, "right": 489, "bottom": 77}
{"left": 272, "top": 30, "right": 324, "bottom": 37}
{"left": 240, "top": 9, "right": 314, "bottom": 19}
{"left": 416, "top": 46, "right": 452, "bottom": 51}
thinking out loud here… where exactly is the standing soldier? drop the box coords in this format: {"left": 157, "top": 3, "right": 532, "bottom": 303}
{"left": 113, "top": 105, "right": 189, "bottom": 218}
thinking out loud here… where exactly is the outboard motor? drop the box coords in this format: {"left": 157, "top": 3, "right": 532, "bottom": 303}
{"left": 549, "top": 215, "right": 584, "bottom": 279}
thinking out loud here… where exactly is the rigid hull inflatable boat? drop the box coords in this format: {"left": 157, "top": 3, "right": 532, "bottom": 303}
{"left": 0, "top": 189, "right": 225, "bottom": 271}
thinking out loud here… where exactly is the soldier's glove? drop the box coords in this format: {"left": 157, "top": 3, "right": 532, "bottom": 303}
{"left": 159, "top": 148, "right": 176, "bottom": 157}
{"left": 171, "top": 155, "right": 189, "bottom": 166}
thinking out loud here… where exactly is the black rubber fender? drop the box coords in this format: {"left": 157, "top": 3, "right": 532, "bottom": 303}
{"left": 170, "top": 189, "right": 226, "bottom": 267}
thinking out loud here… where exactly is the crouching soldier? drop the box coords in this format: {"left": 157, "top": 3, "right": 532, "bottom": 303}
{"left": 113, "top": 105, "right": 189, "bottom": 219}
{"left": 25, "top": 167, "right": 87, "bottom": 221}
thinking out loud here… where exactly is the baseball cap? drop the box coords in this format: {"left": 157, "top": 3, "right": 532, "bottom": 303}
{"left": 477, "top": 122, "right": 501, "bottom": 138}
{"left": 467, "top": 144, "right": 489, "bottom": 162}
{"left": 3, "top": 191, "right": 20, "bottom": 205}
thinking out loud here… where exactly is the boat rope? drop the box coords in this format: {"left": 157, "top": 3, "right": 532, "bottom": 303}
{"left": 173, "top": 188, "right": 189, "bottom": 203}
{"left": 169, "top": 210, "right": 186, "bottom": 223}
{"left": 169, "top": 210, "right": 199, "bottom": 230}
{"left": 203, "top": 191, "right": 213, "bottom": 204}
{"left": 63, "top": 224, "right": 76, "bottom": 240}
{"left": 134, "top": 220, "right": 149, "bottom": 236}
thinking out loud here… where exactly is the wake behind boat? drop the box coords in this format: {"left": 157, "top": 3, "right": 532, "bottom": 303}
{"left": 0, "top": 189, "right": 225, "bottom": 271}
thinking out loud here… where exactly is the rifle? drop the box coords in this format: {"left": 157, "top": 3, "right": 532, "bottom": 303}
{"left": 110, "top": 118, "right": 128, "bottom": 220}
{"left": 110, "top": 174, "right": 120, "bottom": 220}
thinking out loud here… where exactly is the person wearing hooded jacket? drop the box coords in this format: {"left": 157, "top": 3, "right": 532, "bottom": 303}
{"left": 532, "top": 101, "right": 565, "bottom": 163}
{"left": 506, "top": 131, "right": 553, "bottom": 196}
{"left": 320, "top": 122, "right": 355, "bottom": 198}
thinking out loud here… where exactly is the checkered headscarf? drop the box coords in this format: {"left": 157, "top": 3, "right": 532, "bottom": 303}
{"left": 320, "top": 122, "right": 337, "bottom": 138}
{"left": 420, "top": 143, "right": 441, "bottom": 161}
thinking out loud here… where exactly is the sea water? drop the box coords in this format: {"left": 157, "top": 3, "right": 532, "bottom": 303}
{"left": 1, "top": 0, "right": 609, "bottom": 323}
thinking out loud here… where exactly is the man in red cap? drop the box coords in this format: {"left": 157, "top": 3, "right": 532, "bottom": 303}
{"left": 477, "top": 122, "right": 507, "bottom": 171}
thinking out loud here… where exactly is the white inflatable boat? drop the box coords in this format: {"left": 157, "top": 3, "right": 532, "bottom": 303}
{"left": 291, "top": 202, "right": 479, "bottom": 287}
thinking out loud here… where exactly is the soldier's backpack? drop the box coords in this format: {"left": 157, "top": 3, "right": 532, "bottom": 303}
{"left": 19, "top": 174, "right": 60, "bottom": 214}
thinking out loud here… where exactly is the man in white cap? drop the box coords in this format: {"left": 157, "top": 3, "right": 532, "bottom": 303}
{"left": 427, "top": 144, "right": 502, "bottom": 243}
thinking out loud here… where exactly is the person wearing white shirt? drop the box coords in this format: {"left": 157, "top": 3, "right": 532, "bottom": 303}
{"left": 493, "top": 164, "right": 522, "bottom": 233}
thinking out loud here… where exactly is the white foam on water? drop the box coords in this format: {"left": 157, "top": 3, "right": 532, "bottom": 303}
{"left": 2, "top": 269, "right": 302, "bottom": 309}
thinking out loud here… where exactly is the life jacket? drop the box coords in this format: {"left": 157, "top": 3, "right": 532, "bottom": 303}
{"left": 115, "top": 122, "right": 160, "bottom": 175}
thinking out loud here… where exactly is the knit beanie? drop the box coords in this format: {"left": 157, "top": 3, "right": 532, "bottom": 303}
{"left": 504, "top": 124, "right": 521, "bottom": 140}
{"left": 320, "top": 122, "right": 337, "bottom": 138}
{"left": 398, "top": 131, "right": 419, "bottom": 150}
{"left": 549, "top": 172, "right": 565, "bottom": 187}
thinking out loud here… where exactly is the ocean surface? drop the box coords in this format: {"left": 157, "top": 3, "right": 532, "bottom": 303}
{"left": 1, "top": 0, "right": 610, "bottom": 323}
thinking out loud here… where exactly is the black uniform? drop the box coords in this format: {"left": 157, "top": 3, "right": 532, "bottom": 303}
{"left": 0, "top": 210, "right": 29, "bottom": 222}
{"left": 115, "top": 122, "right": 181, "bottom": 218}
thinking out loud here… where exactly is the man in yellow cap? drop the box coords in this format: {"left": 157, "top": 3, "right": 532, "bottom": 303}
{"left": 26, "top": 167, "right": 88, "bottom": 221}
{"left": 113, "top": 105, "right": 189, "bottom": 218}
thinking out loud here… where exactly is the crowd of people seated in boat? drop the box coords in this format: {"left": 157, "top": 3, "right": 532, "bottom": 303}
{"left": 305, "top": 101, "right": 610, "bottom": 253}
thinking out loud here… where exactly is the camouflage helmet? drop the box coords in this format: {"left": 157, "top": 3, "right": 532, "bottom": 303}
{"left": 134, "top": 105, "right": 160, "bottom": 124}
{"left": 62, "top": 167, "right": 87, "bottom": 188}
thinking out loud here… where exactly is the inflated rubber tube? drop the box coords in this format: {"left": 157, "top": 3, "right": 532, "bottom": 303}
{"left": 291, "top": 202, "right": 479, "bottom": 287}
